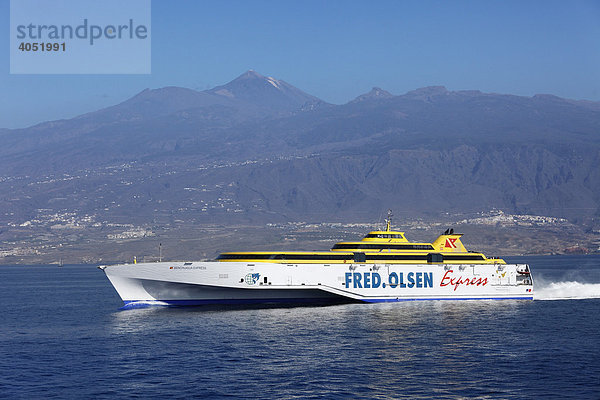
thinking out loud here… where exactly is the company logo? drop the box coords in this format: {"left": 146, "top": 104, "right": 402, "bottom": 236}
{"left": 344, "top": 271, "right": 434, "bottom": 289}
{"left": 445, "top": 238, "right": 457, "bottom": 248}
{"left": 440, "top": 269, "right": 488, "bottom": 291}
{"left": 244, "top": 273, "right": 260, "bottom": 285}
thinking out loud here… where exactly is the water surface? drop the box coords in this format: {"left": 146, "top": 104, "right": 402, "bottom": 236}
{"left": 1, "top": 256, "right": 599, "bottom": 399}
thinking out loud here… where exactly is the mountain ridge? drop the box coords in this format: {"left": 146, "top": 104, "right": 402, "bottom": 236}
{"left": 0, "top": 70, "right": 599, "bottom": 233}
{"left": 207, "top": 70, "right": 325, "bottom": 113}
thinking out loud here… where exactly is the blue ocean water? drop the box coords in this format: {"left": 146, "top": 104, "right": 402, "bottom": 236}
{"left": 1, "top": 256, "right": 599, "bottom": 399}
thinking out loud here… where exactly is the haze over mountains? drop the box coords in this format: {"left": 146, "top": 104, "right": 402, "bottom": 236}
{"left": 1, "top": 70, "right": 599, "bottom": 234}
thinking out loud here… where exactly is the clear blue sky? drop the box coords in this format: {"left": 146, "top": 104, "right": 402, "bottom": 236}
{"left": 2, "top": 0, "right": 599, "bottom": 128}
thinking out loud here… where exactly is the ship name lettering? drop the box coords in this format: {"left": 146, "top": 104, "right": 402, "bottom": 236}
{"left": 346, "top": 272, "right": 382, "bottom": 289}
{"left": 345, "top": 272, "right": 432, "bottom": 289}
{"left": 440, "top": 270, "right": 488, "bottom": 291}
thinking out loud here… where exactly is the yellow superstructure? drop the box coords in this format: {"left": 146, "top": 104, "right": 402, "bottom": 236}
{"left": 217, "top": 213, "right": 505, "bottom": 265}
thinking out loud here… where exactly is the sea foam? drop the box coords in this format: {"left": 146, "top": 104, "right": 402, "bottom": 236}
{"left": 119, "top": 300, "right": 171, "bottom": 310}
{"left": 535, "top": 281, "right": 600, "bottom": 300}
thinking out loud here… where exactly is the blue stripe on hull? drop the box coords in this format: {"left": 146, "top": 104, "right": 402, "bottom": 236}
{"left": 121, "top": 297, "right": 351, "bottom": 309}
{"left": 362, "top": 296, "right": 534, "bottom": 302}
{"left": 121, "top": 296, "right": 533, "bottom": 308}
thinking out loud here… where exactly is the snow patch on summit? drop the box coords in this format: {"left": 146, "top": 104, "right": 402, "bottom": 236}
{"left": 267, "top": 77, "right": 281, "bottom": 89}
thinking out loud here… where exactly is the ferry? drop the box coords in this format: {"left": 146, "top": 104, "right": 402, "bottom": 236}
{"left": 99, "top": 213, "right": 534, "bottom": 307}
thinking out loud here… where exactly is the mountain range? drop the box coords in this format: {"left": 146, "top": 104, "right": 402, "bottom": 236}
{"left": 1, "top": 70, "right": 599, "bottom": 231}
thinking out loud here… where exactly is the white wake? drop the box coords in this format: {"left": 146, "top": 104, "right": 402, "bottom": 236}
{"left": 119, "top": 300, "right": 171, "bottom": 309}
{"left": 535, "top": 281, "right": 600, "bottom": 300}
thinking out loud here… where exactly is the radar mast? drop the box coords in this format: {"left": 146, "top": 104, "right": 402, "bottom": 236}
{"left": 385, "top": 209, "right": 393, "bottom": 232}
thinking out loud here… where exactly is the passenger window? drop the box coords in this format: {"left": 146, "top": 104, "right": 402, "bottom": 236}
{"left": 354, "top": 253, "right": 366, "bottom": 263}
{"left": 427, "top": 253, "right": 444, "bottom": 263}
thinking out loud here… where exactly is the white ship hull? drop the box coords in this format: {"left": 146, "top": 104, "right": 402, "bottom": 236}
{"left": 101, "top": 261, "right": 534, "bottom": 307}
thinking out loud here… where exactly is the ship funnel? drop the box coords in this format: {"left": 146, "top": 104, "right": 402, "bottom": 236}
{"left": 432, "top": 232, "right": 467, "bottom": 252}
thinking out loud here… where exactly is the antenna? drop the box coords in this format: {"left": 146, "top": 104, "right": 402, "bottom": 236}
{"left": 385, "top": 209, "right": 393, "bottom": 231}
